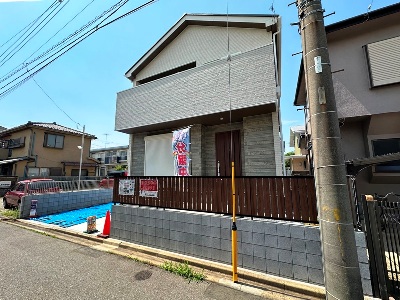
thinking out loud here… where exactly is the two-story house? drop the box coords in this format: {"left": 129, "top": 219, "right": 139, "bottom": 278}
{"left": 287, "top": 125, "right": 310, "bottom": 176}
{"left": 115, "top": 14, "right": 284, "bottom": 176}
{"left": 0, "top": 122, "right": 98, "bottom": 177}
{"left": 90, "top": 145, "right": 129, "bottom": 176}
{"left": 294, "top": 3, "right": 400, "bottom": 196}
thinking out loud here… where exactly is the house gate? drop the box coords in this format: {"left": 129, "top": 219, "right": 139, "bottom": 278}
{"left": 362, "top": 194, "right": 400, "bottom": 299}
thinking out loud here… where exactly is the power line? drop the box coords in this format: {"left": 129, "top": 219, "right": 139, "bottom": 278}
{"left": 0, "top": 0, "right": 158, "bottom": 99}
{"left": 25, "top": 0, "right": 96, "bottom": 63}
{"left": 0, "top": 0, "right": 62, "bottom": 64}
{"left": 0, "top": 0, "right": 130, "bottom": 86}
{"left": 31, "top": 75, "right": 80, "bottom": 126}
{"left": 0, "top": 0, "right": 71, "bottom": 69}
{"left": 0, "top": 0, "right": 99, "bottom": 83}
{"left": 0, "top": 0, "right": 59, "bottom": 50}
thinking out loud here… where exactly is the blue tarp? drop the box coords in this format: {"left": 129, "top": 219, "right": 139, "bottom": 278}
{"left": 32, "top": 203, "right": 113, "bottom": 228}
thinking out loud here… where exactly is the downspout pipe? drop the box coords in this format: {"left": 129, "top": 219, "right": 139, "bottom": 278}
{"left": 272, "top": 17, "right": 285, "bottom": 175}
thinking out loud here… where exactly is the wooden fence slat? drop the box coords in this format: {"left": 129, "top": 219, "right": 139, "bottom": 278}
{"left": 113, "top": 176, "right": 319, "bottom": 224}
{"left": 283, "top": 178, "right": 293, "bottom": 220}
{"left": 194, "top": 177, "right": 199, "bottom": 211}
{"left": 256, "top": 178, "right": 264, "bottom": 217}
{"left": 306, "top": 178, "right": 318, "bottom": 222}
{"left": 298, "top": 177, "right": 309, "bottom": 221}
{"left": 275, "top": 178, "right": 283, "bottom": 219}
{"left": 292, "top": 178, "right": 301, "bottom": 221}
{"left": 250, "top": 178, "right": 257, "bottom": 217}
{"left": 270, "top": 178, "right": 278, "bottom": 219}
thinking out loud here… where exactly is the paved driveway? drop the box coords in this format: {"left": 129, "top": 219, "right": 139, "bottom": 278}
{"left": 0, "top": 222, "right": 263, "bottom": 300}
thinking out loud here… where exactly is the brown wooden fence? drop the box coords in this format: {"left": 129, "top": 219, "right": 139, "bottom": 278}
{"left": 113, "top": 176, "right": 318, "bottom": 223}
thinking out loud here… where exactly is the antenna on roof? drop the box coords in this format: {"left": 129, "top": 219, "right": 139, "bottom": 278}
{"left": 103, "top": 133, "right": 110, "bottom": 148}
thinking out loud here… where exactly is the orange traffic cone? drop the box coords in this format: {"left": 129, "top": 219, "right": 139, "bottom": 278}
{"left": 97, "top": 210, "right": 111, "bottom": 238}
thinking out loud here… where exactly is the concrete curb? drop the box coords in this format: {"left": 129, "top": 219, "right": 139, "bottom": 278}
{"left": 4, "top": 218, "right": 326, "bottom": 299}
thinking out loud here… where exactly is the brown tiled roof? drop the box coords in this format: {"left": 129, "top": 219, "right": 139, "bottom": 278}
{"left": 0, "top": 122, "right": 97, "bottom": 139}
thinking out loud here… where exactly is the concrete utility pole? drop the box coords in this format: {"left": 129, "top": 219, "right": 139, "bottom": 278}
{"left": 295, "top": 0, "right": 363, "bottom": 298}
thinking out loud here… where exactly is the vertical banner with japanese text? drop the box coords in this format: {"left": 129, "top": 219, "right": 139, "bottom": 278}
{"left": 172, "top": 127, "right": 190, "bottom": 176}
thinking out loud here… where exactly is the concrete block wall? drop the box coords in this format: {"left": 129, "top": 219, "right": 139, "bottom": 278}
{"left": 20, "top": 189, "right": 112, "bottom": 218}
{"left": 111, "top": 205, "right": 372, "bottom": 294}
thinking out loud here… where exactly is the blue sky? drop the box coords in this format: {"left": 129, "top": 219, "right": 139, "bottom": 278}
{"left": 0, "top": 0, "right": 397, "bottom": 150}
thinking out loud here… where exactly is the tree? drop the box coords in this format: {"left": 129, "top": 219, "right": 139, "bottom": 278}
{"left": 284, "top": 151, "right": 295, "bottom": 168}
{"left": 114, "top": 164, "right": 127, "bottom": 171}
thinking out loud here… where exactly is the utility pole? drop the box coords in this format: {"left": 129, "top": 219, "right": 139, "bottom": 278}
{"left": 295, "top": 1, "right": 363, "bottom": 299}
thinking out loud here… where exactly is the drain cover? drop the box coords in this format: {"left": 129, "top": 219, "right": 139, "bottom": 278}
{"left": 134, "top": 270, "right": 152, "bottom": 281}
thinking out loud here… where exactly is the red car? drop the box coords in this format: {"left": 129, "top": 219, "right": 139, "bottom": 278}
{"left": 99, "top": 170, "right": 128, "bottom": 189}
{"left": 3, "top": 179, "right": 60, "bottom": 209}
{"left": 99, "top": 178, "right": 115, "bottom": 189}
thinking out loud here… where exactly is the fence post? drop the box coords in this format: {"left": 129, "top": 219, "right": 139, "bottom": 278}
{"left": 362, "top": 194, "right": 388, "bottom": 299}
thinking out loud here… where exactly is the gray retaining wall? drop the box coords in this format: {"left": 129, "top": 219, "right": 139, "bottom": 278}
{"left": 111, "top": 205, "right": 372, "bottom": 295}
{"left": 20, "top": 189, "right": 113, "bottom": 218}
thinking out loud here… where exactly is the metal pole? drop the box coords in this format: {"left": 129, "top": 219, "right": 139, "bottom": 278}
{"left": 231, "top": 161, "right": 238, "bottom": 282}
{"left": 295, "top": 0, "right": 363, "bottom": 298}
{"left": 78, "top": 125, "right": 85, "bottom": 191}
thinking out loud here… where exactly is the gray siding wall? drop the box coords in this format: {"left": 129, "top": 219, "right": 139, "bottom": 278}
{"left": 116, "top": 45, "right": 277, "bottom": 132}
{"left": 243, "top": 114, "right": 276, "bottom": 176}
{"left": 190, "top": 124, "right": 204, "bottom": 176}
{"left": 131, "top": 132, "right": 147, "bottom": 176}
{"left": 136, "top": 25, "right": 273, "bottom": 82}
{"left": 111, "top": 205, "right": 372, "bottom": 295}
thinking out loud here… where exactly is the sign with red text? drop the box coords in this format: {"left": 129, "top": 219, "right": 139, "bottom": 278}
{"left": 172, "top": 127, "right": 190, "bottom": 176}
{"left": 139, "top": 179, "right": 158, "bottom": 197}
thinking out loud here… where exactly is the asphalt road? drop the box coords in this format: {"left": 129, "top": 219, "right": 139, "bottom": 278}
{"left": 0, "top": 221, "right": 264, "bottom": 300}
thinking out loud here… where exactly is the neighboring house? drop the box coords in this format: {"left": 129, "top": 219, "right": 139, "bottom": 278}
{"left": 115, "top": 14, "right": 284, "bottom": 176}
{"left": 294, "top": 4, "right": 400, "bottom": 196}
{"left": 0, "top": 122, "right": 98, "bottom": 177}
{"left": 90, "top": 145, "right": 129, "bottom": 176}
{"left": 287, "top": 125, "right": 310, "bottom": 176}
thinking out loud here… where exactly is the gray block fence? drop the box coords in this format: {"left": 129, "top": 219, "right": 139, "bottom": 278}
{"left": 20, "top": 189, "right": 112, "bottom": 218}
{"left": 110, "top": 205, "right": 372, "bottom": 295}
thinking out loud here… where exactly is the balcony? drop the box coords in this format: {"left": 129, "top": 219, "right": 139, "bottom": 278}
{"left": 116, "top": 45, "right": 278, "bottom": 134}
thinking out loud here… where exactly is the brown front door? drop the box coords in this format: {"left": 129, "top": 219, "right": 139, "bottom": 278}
{"left": 215, "top": 130, "right": 242, "bottom": 176}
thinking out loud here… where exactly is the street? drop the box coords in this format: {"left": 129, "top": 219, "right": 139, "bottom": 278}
{"left": 0, "top": 221, "right": 263, "bottom": 300}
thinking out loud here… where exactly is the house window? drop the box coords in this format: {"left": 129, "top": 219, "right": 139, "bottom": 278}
{"left": 27, "top": 167, "right": 50, "bottom": 177}
{"left": 44, "top": 133, "right": 64, "bottom": 149}
{"left": 71, "top": 169, "right": 88, "bottom": 176}
{"left": 27, "top": 167, "right": 39, "bottom": 176}
{"left": 372, "top": 138, "right": 400, "bottom": 173}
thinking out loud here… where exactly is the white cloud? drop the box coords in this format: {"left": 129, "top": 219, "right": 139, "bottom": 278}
{"left": 282, "top": 120, "right": 301, "bottom": 126}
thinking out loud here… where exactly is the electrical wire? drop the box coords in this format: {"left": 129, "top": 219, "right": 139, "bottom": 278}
{"left": 0, "top": 0, "right": 135, "bottom": 87}
{"left": 25, "top": 0, "right": 96, "bottom": 63}
{"left": 0, "top": 0, "right": 96, "bottom": 83}
{"left": 31, "top": 75, "right": 80, "bottom": 126}
{"left": 0, "top": 0, "right": 59, "bottom": 51}
{"left": 0, "top": 0, "right": 125, "bottom": 84}
{"left": 0, "top": 0, "right": 158, "bottom": 103}
{"left": 0, "top": 0, "right": 65, "bottom": 66}
{"left": 0, "top": 0, "right": 131, "bottom": 93}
